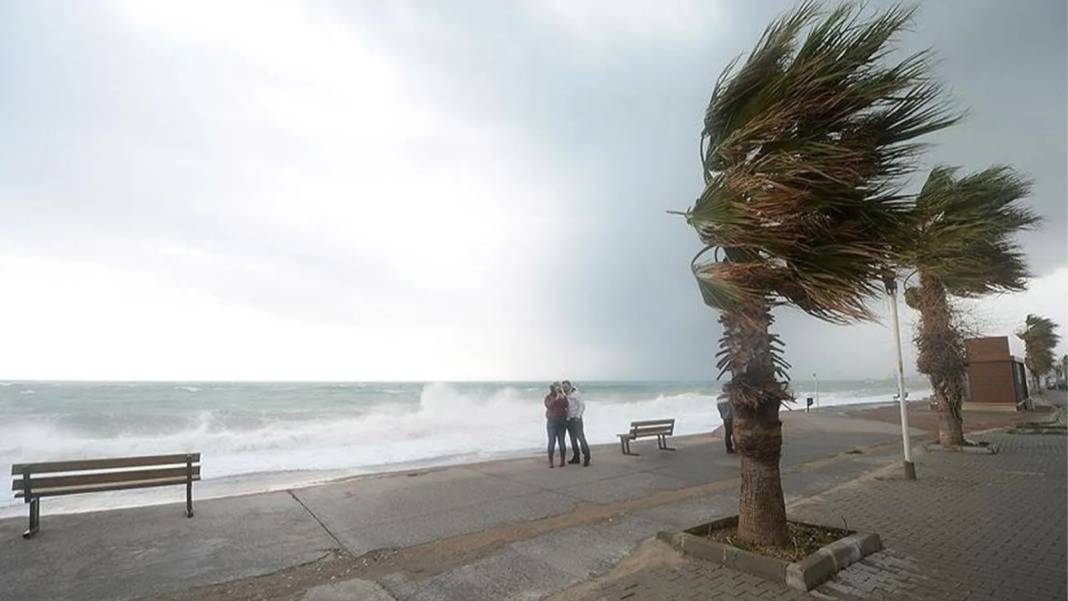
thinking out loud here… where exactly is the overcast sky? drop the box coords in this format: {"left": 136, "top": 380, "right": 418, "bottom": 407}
{"left": 1, "top": 0, "right": 1065, "bottom": 381}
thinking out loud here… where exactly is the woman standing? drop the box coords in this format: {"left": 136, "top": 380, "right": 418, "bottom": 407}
{"left": 544, "top": 382, "right": 569, "bottom": 468}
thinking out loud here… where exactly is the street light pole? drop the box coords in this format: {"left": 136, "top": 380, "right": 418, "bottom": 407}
{"left": 812, "top": 373, "right": 820, "bottom": 408}
{"left": 885, "top": 275, "right": 916, "bottom": 480}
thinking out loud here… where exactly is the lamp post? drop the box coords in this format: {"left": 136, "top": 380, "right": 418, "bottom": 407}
{"left": 812, "top": 373, "right": 820, "bottom": 408}
{"left": 884, "top": 275, "right": 916, "bottom": 480}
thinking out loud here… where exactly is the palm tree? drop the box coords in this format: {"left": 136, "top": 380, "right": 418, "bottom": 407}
{"left": 680, "top": 2, "right": 956, "bottom": 546}
{"left": 1018, "top": 314, "right": 1060, "bottom": 395}
{"left": 1061, "top": 354, "right": 1068, "bottom": 389}
{"left": 900, "top": 167, "right": 1037, "bottom": 446}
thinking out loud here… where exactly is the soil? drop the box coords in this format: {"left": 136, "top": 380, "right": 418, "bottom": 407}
{"left": 697, "top": 521, "right": 850, "bottom": 563}
{"left": 548, "top": 538, "right": 686, "bottom": 601}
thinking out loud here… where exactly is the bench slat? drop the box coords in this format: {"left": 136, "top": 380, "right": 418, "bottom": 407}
{"left": 630, "top": 430, "right": 672, "bottom": 439}
{"left": 14, "top": 475, "right": 201, "bottom": 499}
{"left": 632, "top": 426, "right": 673, "bottom": 435}
{"left": 629, "top": 419, "right": 674, "bottom": 427}
{"left": 618, "top": 418, "right": 676, "bottom": 441}
{"left": 11, "top": 453, "right": 200, "bottom": 475}
{"left": 13, "top": 466, "right": 201, "bottom": 491}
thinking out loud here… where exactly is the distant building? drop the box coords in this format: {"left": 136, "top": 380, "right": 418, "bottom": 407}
{"left": 964, "top": 336, "right": 1029, "bottom": 410}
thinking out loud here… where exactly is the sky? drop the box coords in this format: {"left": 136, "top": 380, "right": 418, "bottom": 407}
{"left": 0, "top": 0, "right": 1065, "bottom": 382}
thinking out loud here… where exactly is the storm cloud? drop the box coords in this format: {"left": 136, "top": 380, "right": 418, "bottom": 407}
{"left": 1, "top": 0, "right": 1064, "bottom": 381}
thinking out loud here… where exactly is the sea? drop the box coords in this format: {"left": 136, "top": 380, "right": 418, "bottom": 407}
{"left": 0, "top": 379, "right": 930, "bottom": 515}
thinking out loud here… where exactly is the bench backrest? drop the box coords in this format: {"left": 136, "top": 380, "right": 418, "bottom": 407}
{"left": 629, "top": 418, "right": 675, "bottom": 438}
{"left": 12, "top": 453, "right": 201, "bottom": 500}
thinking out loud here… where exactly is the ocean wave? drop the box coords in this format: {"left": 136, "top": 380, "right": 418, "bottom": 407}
{"left": 175, "top": 386, "right": 202, "bottom": 393}
{"left": 0, "top": 381, "right": 923, "bottom": 509}
{"left": 0, "top": 383, "right": 721, "bottom": 491}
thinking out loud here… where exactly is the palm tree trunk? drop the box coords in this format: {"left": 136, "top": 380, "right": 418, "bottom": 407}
{"left": 720, "top": 302, "right": 788, "bottom": 547}
{"left": 936, "top": 399, "right": 964, "bottom": 446}
{"left": 915, "top": 273, "right": 967, "bottom": 447}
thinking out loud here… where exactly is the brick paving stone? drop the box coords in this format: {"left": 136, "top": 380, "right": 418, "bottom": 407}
{"left": 584, "top": 430, "right": 1066, "bottom": 601}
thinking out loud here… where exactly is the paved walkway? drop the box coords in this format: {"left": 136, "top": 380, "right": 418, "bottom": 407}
{"left": 0, "top": 400, "right": 1057, "bottom": 601}
{"left": 575, "top": 393, "right": 1067, "bottom": 601}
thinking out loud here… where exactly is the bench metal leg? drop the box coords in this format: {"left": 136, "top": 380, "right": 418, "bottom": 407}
{"left": 186, "top": 456, "right": 195, "bottom": 518}
{"left": 23, "top": 498, "right": 40, "bottom": 539}
{"left": 619, "top": 437, "right": 639, "bottom": 456}
{"left": 657, "top": 435, "right": 676, "bottom": 451}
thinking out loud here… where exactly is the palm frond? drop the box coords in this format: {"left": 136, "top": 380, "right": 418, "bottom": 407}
{"left": 686, "top": 1, "right": 958, "bottom": 323}
{"left": 1018, "top": 314, "right": 1061, "bottom": 376}
{"left": 903, "top": 165, "right": 1038, "bottom": 296}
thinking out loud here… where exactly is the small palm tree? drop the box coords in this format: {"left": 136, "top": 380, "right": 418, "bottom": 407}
{"left": 1018, "top": 314, "right": 1060, "bottom": 395}
{"left": 1061, "top": 354, "right": 1068, "bottom": 389}
{"left": 680, "top": 2, "right": 955, "bottom": 546}
{"left": 900, "top": 167, "right": 1037, "bottom": 446}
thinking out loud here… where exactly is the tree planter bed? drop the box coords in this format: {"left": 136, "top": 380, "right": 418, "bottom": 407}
{"left": 1009, "top": 411, "right": 1067, "bottom": 435}
{"left": 1009, "top": 425, "right": 1067, "bottom": 435}
{"left": 922, "top": 439, "right": 997, "bottom": 454}
{"left": 658, "top": 516, "right": 882, "bottom": 591}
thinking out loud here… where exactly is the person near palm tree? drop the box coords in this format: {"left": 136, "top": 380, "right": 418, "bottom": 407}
{"left": 716, "top": 397, "right": 734, "bottom": 454}
{"left": 544, "top": 382, "right": 568, "bottom": 468}
{"left": 563, "top": 381, "right": 590, "bottom": 466}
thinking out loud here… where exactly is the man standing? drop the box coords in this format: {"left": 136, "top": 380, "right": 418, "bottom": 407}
{"left": 716, "top": 397, "right": 735, "bottom": 454}
{"left": 563, "top": 381, "right": 591, "bottom": 466}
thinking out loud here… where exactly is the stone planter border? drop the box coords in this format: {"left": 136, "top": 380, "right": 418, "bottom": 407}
{"left": 657, "top": 515, "right": 882, "bottom": 591}
{"left": 922, "top": 439, "right": 998, "bottom": 454}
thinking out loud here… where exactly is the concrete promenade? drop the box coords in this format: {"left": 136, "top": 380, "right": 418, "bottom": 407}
{"left": 575, "top": 393, "right": 1067, "bottom": 601}
{"left": 0, "top": 400, "right": 1059, "bottom": 601}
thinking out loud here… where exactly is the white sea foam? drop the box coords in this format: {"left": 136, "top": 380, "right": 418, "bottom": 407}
{"left": 0, "top": 383, "right": 716, "bottom": 504}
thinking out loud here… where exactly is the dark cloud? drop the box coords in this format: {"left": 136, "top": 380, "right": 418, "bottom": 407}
{"left": 0, "top": 1, "right": 1064, "bottom": 380}
{"left": 328, "top": 0, "right": 1066, "bottom": 378}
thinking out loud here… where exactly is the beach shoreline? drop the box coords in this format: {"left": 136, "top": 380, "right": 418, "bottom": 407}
{"left": 0, "top": 398, "right": 919, "bottom": 520}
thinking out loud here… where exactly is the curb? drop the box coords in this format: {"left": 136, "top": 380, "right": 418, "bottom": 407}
{"left": 660, "top": 520, "right": 882, "bottom": 592}
{"left": 785, "top": 531, "right": 882, "bottom": 590}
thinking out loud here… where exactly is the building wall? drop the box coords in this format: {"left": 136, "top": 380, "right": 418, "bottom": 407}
{"left": 966, "top": 337, "right": 1021, "bottom": 405}
{"left": 967, "top": 360, "right": 1019, "bottom": 404}
{"left": 967, "top": 337, "right": 1011, "bottom": 362}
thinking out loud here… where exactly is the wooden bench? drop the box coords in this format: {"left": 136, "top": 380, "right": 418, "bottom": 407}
{"left": 617, "top": 419, "right": 676, "bottom": 455}
{"left": 11, "top": 453, "right": 201, "bottom": 539}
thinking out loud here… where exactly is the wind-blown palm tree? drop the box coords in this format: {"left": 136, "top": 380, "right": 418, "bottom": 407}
{"left": 1061, "top": 354, "right": 1068, "bottom": 389}
{"left": 680, "top": 2, "right": 956, "bottom": 546}
{"left": 900, "top": 167, "right": 1037, "bottom": 446}
{"left": 1018, "top": 314, "right": 1060, "bottom": 395}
